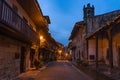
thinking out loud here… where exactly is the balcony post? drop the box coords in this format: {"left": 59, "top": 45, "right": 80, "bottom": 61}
{"left": 0, "top": 0, "right": 3, "bottom": 19}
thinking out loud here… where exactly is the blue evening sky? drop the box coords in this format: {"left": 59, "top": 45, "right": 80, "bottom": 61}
{"left": 38, "top": 0, "right": 120, "bottom": 46}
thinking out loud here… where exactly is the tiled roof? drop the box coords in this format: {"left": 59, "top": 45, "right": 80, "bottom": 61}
{"left": 93, "top": 10, "right": 120, "bottom": 30}
{"left": 86, "top": 13, "right": 120, "bottom": 39}
{"left": 69, "top": 21, "right": 84, "bottom": 40}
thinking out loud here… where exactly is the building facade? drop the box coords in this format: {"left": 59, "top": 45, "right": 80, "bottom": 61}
{"left": 0, "top": 0, "right": 49, "bottom": 79}
{"left": 69, "top": 21, "right": 85, "bottom": 61}
{"left": 69, "top": 3, "right": 120, "bottom": 69}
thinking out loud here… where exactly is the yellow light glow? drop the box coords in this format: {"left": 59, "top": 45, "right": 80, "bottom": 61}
{"left": 58, "top": 50, "right": 62, "bottom": 54}
{"left": 65, "top": 53, "right": 68, "bottom": 57}
{"left": 40, "top": 36, "right": 43, "bottom": 40}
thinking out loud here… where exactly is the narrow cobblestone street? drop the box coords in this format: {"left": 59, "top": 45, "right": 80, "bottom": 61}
{"left": 16, "top": 61, "right": 93, "bottom": 80}
{"left": 0, "top": 0, "right": 120, "bottom": 80}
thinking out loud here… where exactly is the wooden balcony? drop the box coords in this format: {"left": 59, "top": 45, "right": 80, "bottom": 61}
{"left": 0, "top": 0, "right": 39, "bottom": 44}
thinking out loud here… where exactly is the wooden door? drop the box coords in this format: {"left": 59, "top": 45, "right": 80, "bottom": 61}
{"left": 20, "top": 47, "right": 25, "bottom": 73}
{"left": 30, "top": 49, "right": 35, "bottom": 68}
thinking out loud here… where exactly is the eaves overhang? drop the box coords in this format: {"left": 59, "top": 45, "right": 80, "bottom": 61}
{"left": 17, "top": 0, "right": 48, "bottom": 28}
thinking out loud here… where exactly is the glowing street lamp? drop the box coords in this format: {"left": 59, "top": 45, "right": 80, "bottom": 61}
{"left": 40, "top": 36, "right": 46, "bottom": 43}
{"left": 65, "top": 53, "right": 68, "bottom": 57}
{"left": 58, "top": 50, "right": 62, "bottom": 54}
{"left": 40, "top": 36, "right": 43, "bottom": 40}
{"left": 58, "top": 50, "right": 62, "bottom": 60}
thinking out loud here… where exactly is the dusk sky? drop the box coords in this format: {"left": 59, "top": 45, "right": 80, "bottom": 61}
{"left": 38, "top": 0, "right": 120, "bottom": 46}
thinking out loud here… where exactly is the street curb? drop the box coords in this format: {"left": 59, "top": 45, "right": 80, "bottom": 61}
{"left": 69, "top": 62, "right": 93, "bottom": 80}
{"left": 71, "top": 61, "right": 113, "bottom": 80}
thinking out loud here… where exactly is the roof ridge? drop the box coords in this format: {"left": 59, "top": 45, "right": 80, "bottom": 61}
{"left": 95, "top": 10, "right": 120, "bottom": 17}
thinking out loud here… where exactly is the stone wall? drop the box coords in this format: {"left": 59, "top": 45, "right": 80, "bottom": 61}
{"left": 113, "top": 28, "right": 120, "bottom": 67}
{"left": 88, "top": 38, "right": 96, "bottom": 61}
{"left": 0, "top": 35, "right": 21, "bottom": 79}
{"left": 86, "top": 10, "right": 120, "bottom": 35}
{"left": 99, "top": 38, "right": 109, "bottom": 64}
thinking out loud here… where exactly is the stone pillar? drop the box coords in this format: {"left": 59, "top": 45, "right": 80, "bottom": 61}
{"left": 73, "top": 49, "right": 75, "bottom": 61}
{"left": 86, "top": 39, "right": 89, "bottom": 60}
{"left": 25, "top": 47, "right": 30, "bottom": 71}
{"left": 107, "top": 28, "right": 113, "bottom": 69}
{"left": 95, "top": 35, "right": 98, "bottom": 68}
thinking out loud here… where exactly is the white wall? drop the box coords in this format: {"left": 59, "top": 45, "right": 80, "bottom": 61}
{"left": 88, "top": 39, "right": 96, "bottom": 61}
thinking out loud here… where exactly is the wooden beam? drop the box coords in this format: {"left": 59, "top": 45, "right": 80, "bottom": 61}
{"left": 107, "top": 27, "right": 114, "bottom": 69}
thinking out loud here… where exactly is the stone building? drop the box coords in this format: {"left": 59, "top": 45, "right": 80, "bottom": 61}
{"left": 39, "top": 33, "right": 59, "bottom": 62}
{"left": 69, "top": 21, "right": 85, "bottom": 61}
{"left": 69, "top": 3, "right": 120, "bottom": 69}
{"left": 0, "top": 0, "right": 50, "bottom": 79}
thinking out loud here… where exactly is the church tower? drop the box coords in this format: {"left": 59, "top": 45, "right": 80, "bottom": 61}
{"left": 83, "top": 3, "right": 95, "bottom": 35}
{"left": 83, "top": 3, "right": 94, "bottom": 19}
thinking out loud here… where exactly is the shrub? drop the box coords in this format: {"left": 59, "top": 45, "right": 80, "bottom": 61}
{"left": 34, "top": 59, "right": 40, "bottom": 70}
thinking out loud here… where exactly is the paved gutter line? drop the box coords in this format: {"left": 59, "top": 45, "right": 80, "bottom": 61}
{"left": 69, "top": 62, "right": 93, "bottom": 80}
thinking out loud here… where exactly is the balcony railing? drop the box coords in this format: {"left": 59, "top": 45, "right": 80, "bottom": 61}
{"left": 0, "top": 0, "right": 38, "bottom": 43}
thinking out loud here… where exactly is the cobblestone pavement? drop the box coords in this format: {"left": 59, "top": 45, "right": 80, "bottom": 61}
{"left": 15, "top": 60, "right": 93, "bottom": 80}
{"left": 69, "top": 62, "right": 120, "bottom": 80}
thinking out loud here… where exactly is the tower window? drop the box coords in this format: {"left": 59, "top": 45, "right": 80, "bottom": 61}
{"left": 87, "top": 10, "right": 91, "bottom": 17}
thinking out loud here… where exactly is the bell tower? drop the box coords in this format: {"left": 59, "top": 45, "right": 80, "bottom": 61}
{"left": 83, "top": 3, "right": 95, "bottom": 35}
{"left": 83, "top": 3, "right": 94, "bottom": 19}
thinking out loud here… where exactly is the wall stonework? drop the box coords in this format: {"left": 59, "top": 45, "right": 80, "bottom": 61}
{"left": 113, "top": 31, "right": 120, "bottom": 67}
{"left": 69, "top": 3, "right": 120, "bottom": 68}
{"left": 84, "top": 4, "right": 120, "bottom": 67}
{"left": 88, "top": 39, "right": 96, "bottom": 61}
{"left": 0, "top": 35, "right": 31, "bottom": 79}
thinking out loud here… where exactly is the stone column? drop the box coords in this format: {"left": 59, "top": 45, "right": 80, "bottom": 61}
{"left": 107, "top": 28, "right": 113, "bottom": 69}
{"left": 95, "top": 35, "right": 98, "bottom": 68}
{"left": 86, "top": 39, "right": 89, "bottom": 60}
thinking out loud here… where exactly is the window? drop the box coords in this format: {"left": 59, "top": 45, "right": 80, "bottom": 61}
{"left": 87, "top": 10, "right": 91, "bottom": 17}
{"left": 14, "top": 52, "right": 20, "bottom": 59}
{"left": 90, "top": 55, "right": 95, "bottom": 60}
